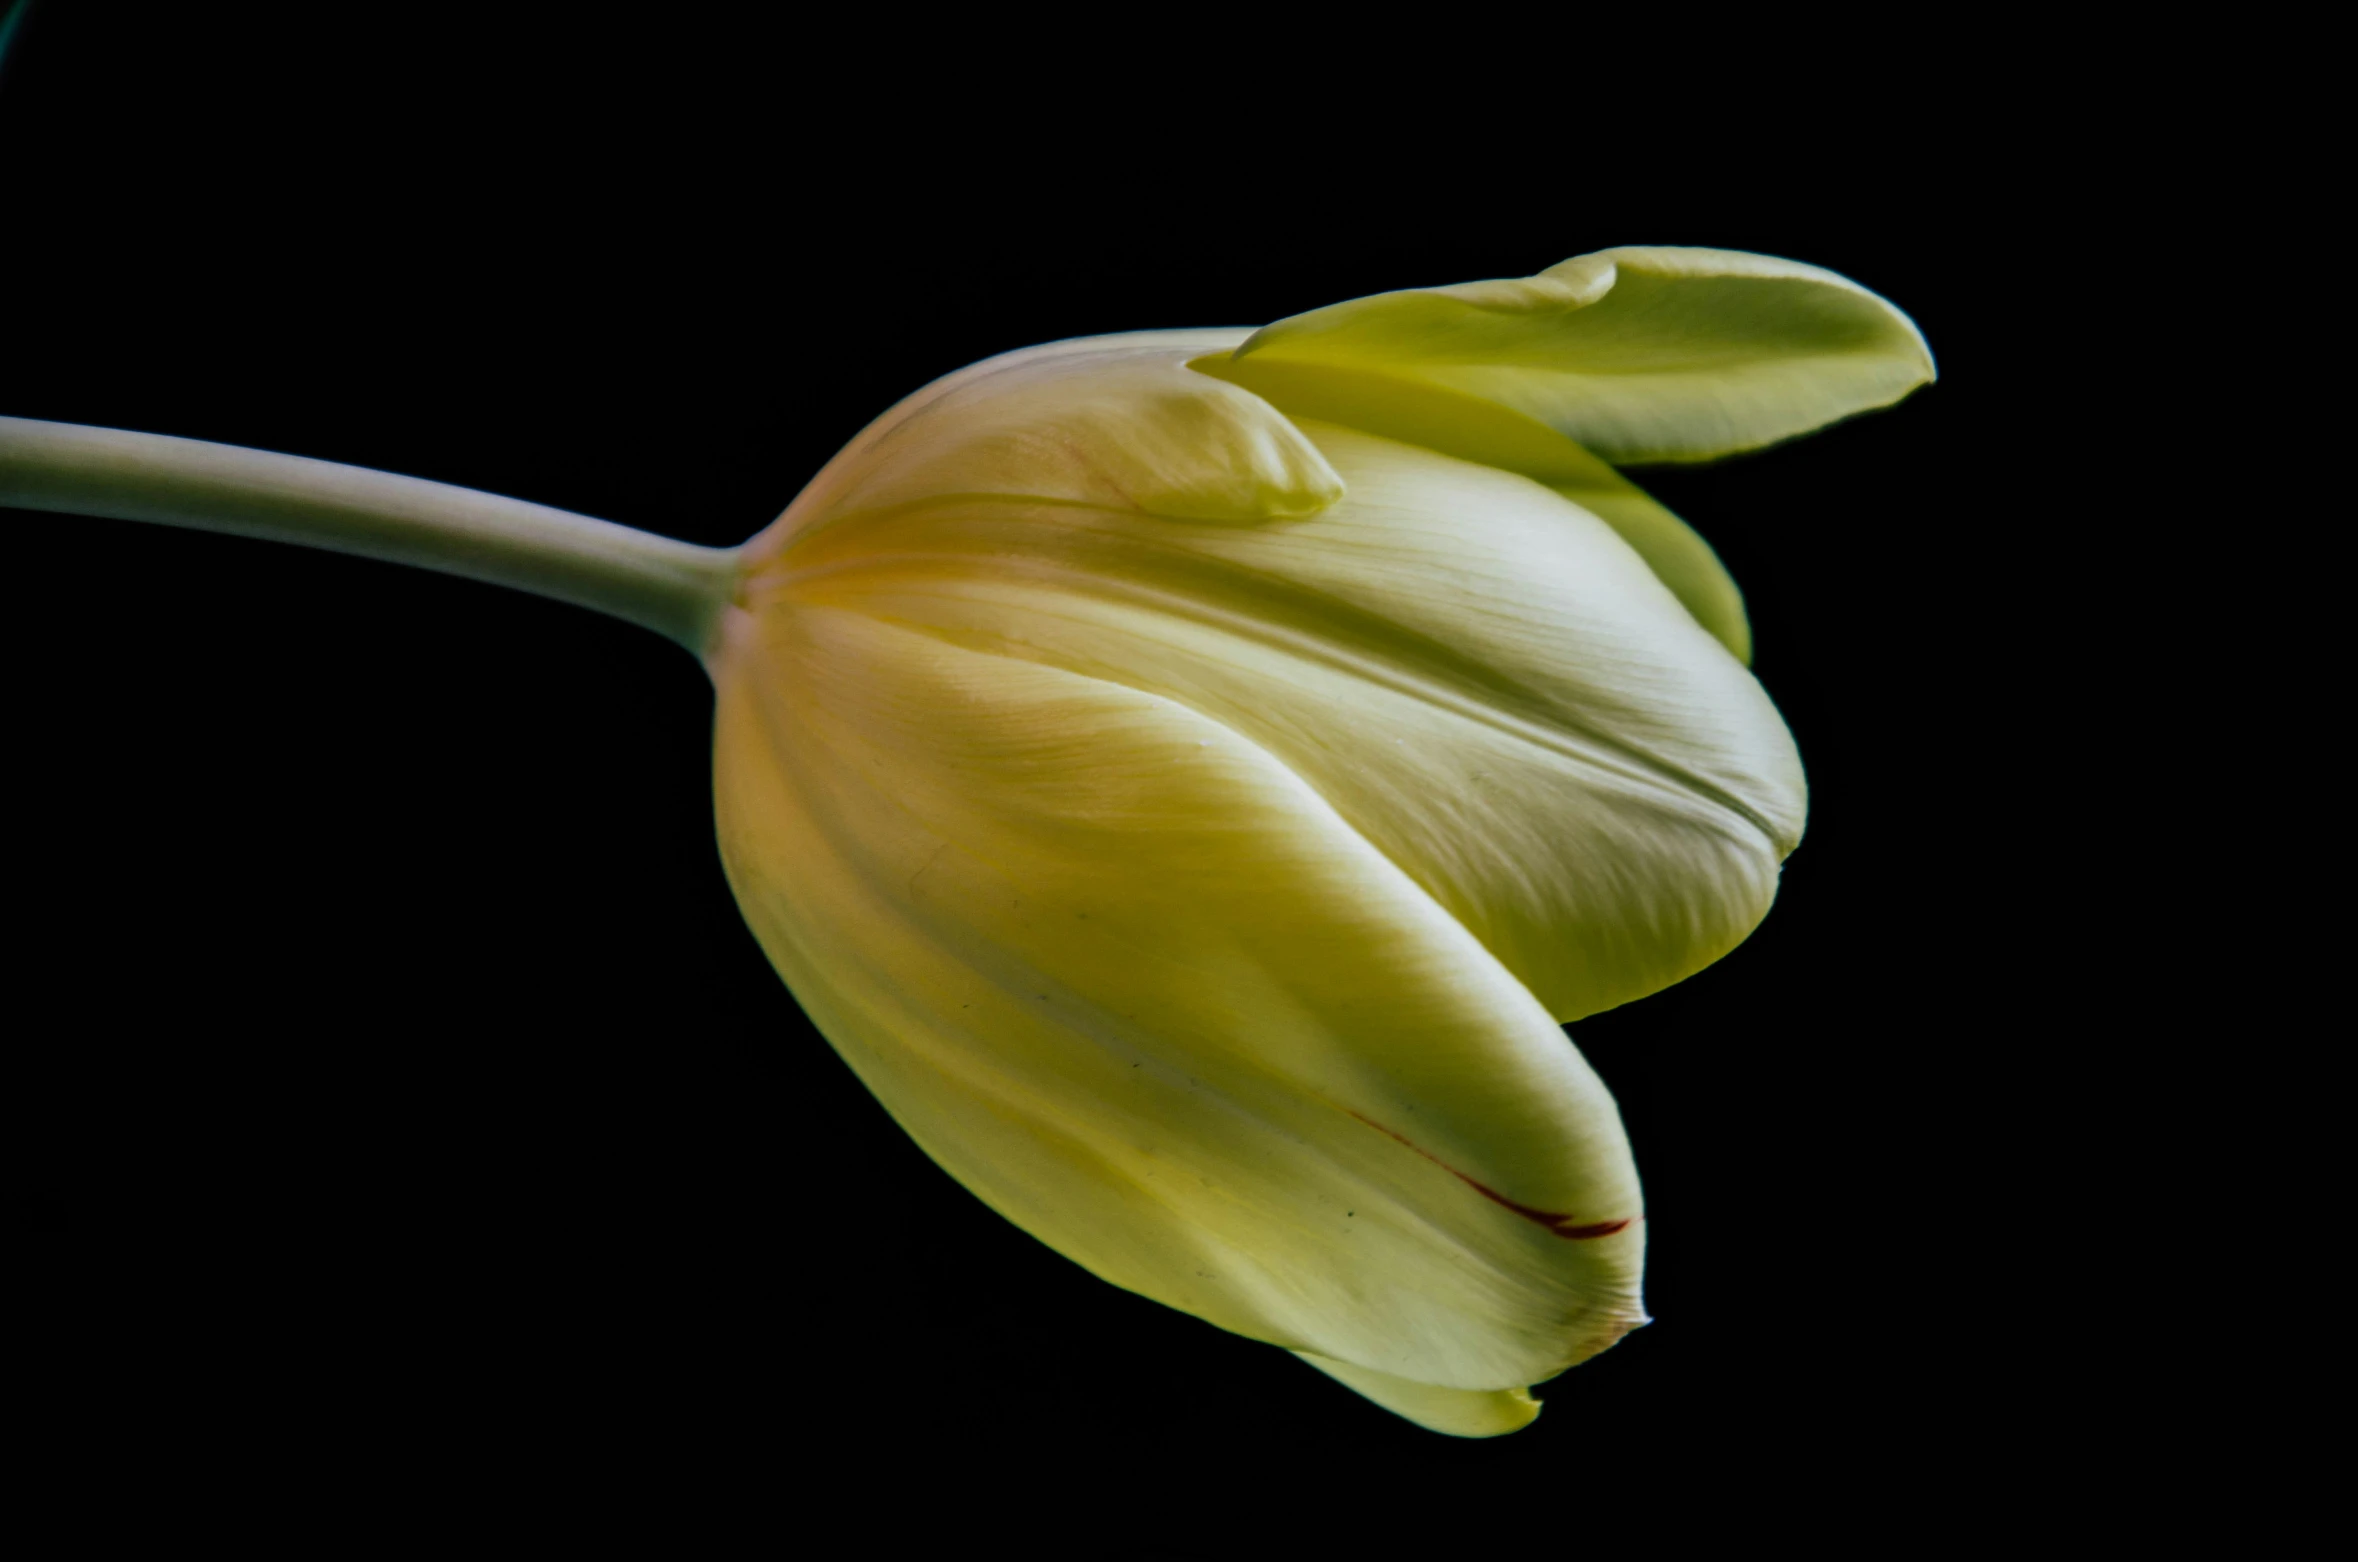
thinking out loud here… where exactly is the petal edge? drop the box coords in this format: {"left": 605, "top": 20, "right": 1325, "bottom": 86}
{"left": 1294, "top": 1352, "right": 1543, "bottom": 1437}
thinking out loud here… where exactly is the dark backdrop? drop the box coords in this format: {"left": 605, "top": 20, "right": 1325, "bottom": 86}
{"left": 7, "top": 4, "right": 2087, "bottom": 1546}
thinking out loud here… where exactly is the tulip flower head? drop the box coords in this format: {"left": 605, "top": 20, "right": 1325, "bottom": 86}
{"left": 708, "top": 247, "right": 1932, "bottom": 1434}
{"left": 0, "top": 245, "right": 1930, "bottom": 1438}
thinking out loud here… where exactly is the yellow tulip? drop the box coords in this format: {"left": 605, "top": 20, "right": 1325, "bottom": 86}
{"left": 0, "top": 246, "right": 1930, "bottom": 1436}
{"left": 709, "top": 247, "right": 1930, "bottom": 1435}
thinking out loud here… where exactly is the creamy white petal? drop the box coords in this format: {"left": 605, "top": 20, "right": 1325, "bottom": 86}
{"left": 712, "top": 604, "right": 1646, "bottom": 1391}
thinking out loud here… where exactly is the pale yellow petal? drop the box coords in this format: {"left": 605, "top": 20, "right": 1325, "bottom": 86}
{"left": 1191, "top": 351, "right": 1751, "bottom": 660}
{"left": 1221, "top": 245, "right": 1934, "bottom": 465}
{"left": 749, "top": 329, "right": 1331, "bottom": 571}
{"left": 711, "top": 604, "right": 1647, "bottom": 1392}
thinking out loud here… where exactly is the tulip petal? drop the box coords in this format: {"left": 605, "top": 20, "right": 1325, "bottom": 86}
{"left": 760, "top": 341, "right": 1804, "bottom": 1024}
{"left": 1293, "top": 1351, "right": 1543, "bottom": 1438}
{"left": 1218, "top": 246, "right": 1934, "bottom": 465}
{"left": 712, "top": 603, "right": 1647, "bottom": 1395}
{"left": 754, "top": 330, "right": 1339, "bottom": 558}
{"left": 1191, "top": 351, "right": 1752, "bottom": 661}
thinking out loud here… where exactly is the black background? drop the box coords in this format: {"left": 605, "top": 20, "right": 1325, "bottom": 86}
{"left": 7, "top": 4, "right": 2111, "bottom": 1547}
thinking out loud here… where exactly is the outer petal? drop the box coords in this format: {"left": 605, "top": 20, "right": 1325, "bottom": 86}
{"left": 752, "top": 329, "right": 1335, "bottom": 561}
{"left": 1218, "top": 246, "right": 1935, "bottom": 465}
{"left": 763, "top": 341, "right": 1804, "bottom": 1025}
{"left": 710, "top": 602, "right": 1647, "bottom": 1394}
{"left": 1193, "top": 349, "right": 1753, "bottom": 661}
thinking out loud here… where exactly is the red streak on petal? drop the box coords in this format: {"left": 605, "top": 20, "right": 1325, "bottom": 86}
{"left": 1348, "top": 1110, "right": 1637, "bottom": 1241}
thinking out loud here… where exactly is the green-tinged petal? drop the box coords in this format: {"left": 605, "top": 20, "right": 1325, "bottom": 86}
{"left": 711, "top": 604, "right": 1647, "bottom": 1393}
{"left": 1220, "top": 246, "right": 1934, "bottom": 465}
{"left": 757, "top": 339, "right": 1803, "bottom": 1025}
{"left": 1192, "top": 352, "right": 1752, "bottom": 661}
{"left": 1561, "top": 469, "right": 1750, "bottom": 666}
{"left": 756, "top": 330, "right": 1335, "bottom": 554}
{"left": 1294, "top": 1352, "right": 1543, "bottom": 1437}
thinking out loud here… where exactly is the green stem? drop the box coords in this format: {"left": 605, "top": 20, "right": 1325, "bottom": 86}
{"left": 0, "top": 416, "right": 742, "bottom": 655}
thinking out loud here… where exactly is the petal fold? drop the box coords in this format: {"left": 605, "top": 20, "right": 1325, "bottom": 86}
{"left": 754, "top": 330, "right": 1338, "bottom": 562}
{"left": 1219, "top": 245, "right": 1934, "bottom": 464}
{"left": 1191, "top": 350, "right": 1752, "bottom": 660}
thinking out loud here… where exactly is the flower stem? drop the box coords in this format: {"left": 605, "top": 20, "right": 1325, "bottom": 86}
{"left": 0, "top": 416, "right": 742, "bottom": 655}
